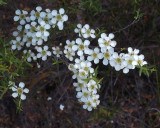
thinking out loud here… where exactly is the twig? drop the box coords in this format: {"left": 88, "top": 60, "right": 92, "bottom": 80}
{"left": 112, "top": 19, "right": 140, "bottom": 34}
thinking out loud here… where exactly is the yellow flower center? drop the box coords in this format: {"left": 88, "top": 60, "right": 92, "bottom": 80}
{"left": 92, "top": 53, "right": 97, "bottom": 58}
{"left": 104, "top": 41, "right": 110, "bottom": 46}
{"left": 20, "top": 14, "right": 25, "bottom": 19}
{"left": 87, "top": 102, "right": 91, "bottom": 106}
{"left": 80, "top": 71, "right": 86, "bottom": 77}
{"left": 78, "top": 83, "right": 83, "bottom": 87}
{"left": 86, "top": 29, "right": 90, "bottom": 35}
{"left": 16, "top": 42, "right": 20, "bottom": 46}
{"left": 35, "top": 12, "right": 40, "bottom": 17}
{"left": 17, "top": 88, "right": 23, "bottom": 94}
{"left": 91, "top": 85, "right": 95, "bottom": 89}
{"left": 40, "top": 27, "right": 45, "bottom": 32}
{"left": 28, "top": 37, "right": 32, "bottom": 42}
{"left": 137, "top": 60, "right": 142, "bottom": 65}
{"left": 68, "top": 44, "right": 72, "bottom": 48}
{"left": 41, "top": 51, "right": 46, "bottom": 56}
{"left": 69, "top": 64, "right": 73, "bottom": 69}
{"left": 31, "top": 27, "right": 36, "bottom": 32}
{"left": 56, "top": 49, "right": 60, "bottom": 54}
{"left": 128, "top": 59, "right": 132, "bottom": 65}
{"left": 116, "top": 58, "right": 121, "bottom": 63}
{"left": 79, "top": 44, "right": 84, "bottom": 50}
{"left": 67, "top": 52, "right": 71, "bottom": 56}
{"left": 56, "top": 15, "right": 62, "bottom": 21}
{"left": 44, "top": 17, "right": 49, "bottom": 22}
{"left": 104, "top": 53, "right": 110, "bottom": 58}
{"left": 84, "top": 92, "right": 88, "bottom": 97}
{"left": 84, "top": 67, "right": 89, "bottom": 72}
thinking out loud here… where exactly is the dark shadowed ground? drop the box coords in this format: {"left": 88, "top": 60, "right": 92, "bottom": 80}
{"left": 0, "top": 0, "right": 160, "bottom": 128}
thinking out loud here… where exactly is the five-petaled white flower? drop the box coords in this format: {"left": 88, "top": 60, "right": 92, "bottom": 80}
{"left": 52, "top": 46, "right": 63, "bottom": 57}
{"left": 11, "top": 82, "right": 29, "bottom": 100}
{"left": 132, "top": 54, "right": 147, "bottom": 66}
{"left": 87, "top": 48, "right": 103, "bottom": 64}
{"left": 37, "top": 46, "right": 51, "bottom": 61}
{"left": 98, "top": 33, "right": 117, "bottom": 49}
{"left": 72, "top": 38, "right": 90, "bottom": 56}
{"left": 81, "top": 24, "right": 96, "bottom": 38}
{"left": 23, "top": 50, "right": 37, "bottom": 62}
{"left": 14, "top": 10, "right": 28, "bottom": 25}
{"left": 51, "top": 8, "right": 68, "bottom": 30}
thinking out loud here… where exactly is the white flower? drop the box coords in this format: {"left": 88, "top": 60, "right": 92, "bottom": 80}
{"left": 87, "top": 47, "right": 103, "bottom": 64}
{"left": 132, "top": 54, "right": 147, "bottom": 66}
{"left": 79, "top": 69, "right": 89, "bottom": 79}
{"left": 77, "top": 88, "right": 90, "bottom": 102}
{"left": 23, "top": 50, "right": 36, "bottom": 62}
{"left": 72, "top": 38, "right": 90, "bottom": 56}
{"left": 60, "top": 104, "right": 64, "bottom": 110}
{"left": 80, "top": 61, "right": 94, "bottom": 74}
{"left": 73, "top": 79, "right": 87, "bottom": 91}
{"left": 98, "top": 33, "right": 117, "bottom": 49}
{"left": 101, "top": 47, "right": 114, "bottom": 65}
{"left": 64, "top": 49, "right": 75, "bottom": 61}
{"left": 30, "top": 6, "right": 42, "bottom": 21}
{"left": 10, "top": 38, "right": 24, "bottom": 50}
{"left": 87, "top": 79, "right": 98, "bottom": 94}
{"left": 51, "top": 8, "right": 68, "bottom": 30}
{"left": 38, "top": 10, "right": 53, "bottom": 25}
{"left": 65, "top": 40, "right": 75, "bottom": 51}
{"left": 11, "top": 82, "right": 29, "bottom": 100}
{"left": 22, "top": 35, "right": 34, "bottom": 47}
{"left": 36, "top": 21, "right": 50, "bottom": 38}
{"left": 25, "top": 22, "right": 37, "bottom": 35}
{"left": 37, "top": 46, "right": 51, "bottom": 61}
{"left": 110, "top": 52, "right": 125, "bottom": 71}
{"left": 14, "top": 10, "right": 28, "bottom": 25}
{"left": 92, "top": 94, "right": 100, "bottom": 106}
{"left": 122, "top": 54, "right": 135, "bottom": 74}
{"left": 81, "top": 24, "right": 96, "bottom": 38}
{"left": 68, "top": 64, "right": 75, "bottom": 71}
{"left": 52, "top": 46, "right": 62, "bottom": 57}
{"left": 83, "top": 97, "right": 95, "bottom": 111}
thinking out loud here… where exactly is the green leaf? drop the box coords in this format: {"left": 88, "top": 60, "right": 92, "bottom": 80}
{"left": 82, "top": 78, "right": 91, "bottom": 83}
{"left": 0, "top": 0, "right": 7, "bottom": 5}
{"left": 94, "top": 66, "right": 99, "bottom": 77}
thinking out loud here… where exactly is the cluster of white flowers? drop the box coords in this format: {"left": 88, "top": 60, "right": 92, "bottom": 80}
{"left": 68, "top": 60, "right": 100, "bottom": 111}
{"left": 10, "top": 82, "right": 29, "bottom": 100}
{"left": 11, "top": 6, "right": 68, "bottom": 62}
{"left": 11, "top": 7, "right": 148, "bottom": 111}
{"left": 63, "top": 23, "right": 147, "bottom": 111}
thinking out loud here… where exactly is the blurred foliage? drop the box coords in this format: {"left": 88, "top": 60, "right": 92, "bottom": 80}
{"left": 0, "top": 0, "right": 6, "bottom": 5}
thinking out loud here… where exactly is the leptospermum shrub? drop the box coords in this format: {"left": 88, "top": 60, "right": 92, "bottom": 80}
{"left": 9, "top": 6, "right": 147, "bottom": 111}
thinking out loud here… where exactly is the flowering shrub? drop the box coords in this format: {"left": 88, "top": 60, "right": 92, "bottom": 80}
{"left": 7, "top": 6, "right": 148, "bottom": 111}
